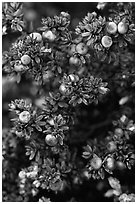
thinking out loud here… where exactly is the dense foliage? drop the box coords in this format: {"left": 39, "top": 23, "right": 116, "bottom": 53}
{"left": 2, "top": 2, "right": 135, "bottom": 202}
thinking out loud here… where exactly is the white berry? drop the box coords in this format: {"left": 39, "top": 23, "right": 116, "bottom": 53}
{"left": 19, "top": 111, "right": 31, "bottom": 123}
{"left": 90, "top": 155, "right": 102, "bottom": 170}
{"left": 69, "top": 56, "right": 80, "bottom": 66}
{"left": 59, "top": 84, "right": 67, "bottom": 95}
{"left": 45, "top": 134, "right": 57, "bottom": 146}
{"left": 21, "top": 55, "right": 31, "bottom": 65}
{"left": 101, "top": 35, "right": 113, "bottom": 48}
{"left": 76, "top": 42, "right": 88, "bottom": 55}
{"left": 42, "top": 30, "right": 56, "bottom": 42}
{"left": 106, "top": 22, "right": 117, "bottom": 34}
{"left": 29, "top": 32, "right": 42, "bottom": 42}
{"left": 118, "top": 22, "right": 128, "bottom": 34}
{"left": 67, "top": 44, "right": 76, "bottom": 56}
{"left": 14, "top": 63, "right": 25, "bottom": 72}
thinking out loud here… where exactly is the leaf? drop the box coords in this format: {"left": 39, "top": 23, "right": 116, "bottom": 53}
{"left": 108, "top": 177, "right": 121, "bottom": 191}
{"left": 29, "top": 150, "right": 36, "bottom": 160}
{"left": 35, "top": 125, "right": 42, "bottom": 132}
{"left": 17, "top": 24, "right": 23, "bottom": 32}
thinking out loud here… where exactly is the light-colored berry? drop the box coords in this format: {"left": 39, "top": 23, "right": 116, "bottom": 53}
{"left": 105, "top": 157, "right": 115, "bottom": 170}
{"left": 59, "top": 84, "right": 67, "bottom": 95}
{"left": 73, "top": 36, "right": 82, "bottom": 44}
{"left": 101, "top": 35, "right": 113, "bottom": 48}
{"left": 90, "top": 154, "right": 102, "bottom": 170}
{"left": 114, "top": 128, "right": 123, "bottom": 137}
{"left": 118, "top": 22, "right": 128, "bottom": 34}
{"left": 45, "top": 134, "right": 57, "bottom": 146}
{"left": 49, "top": 179, "right": 63, "bottom": 191}
{"left": 29, "top": 32, "right": 42, "bottom": 42}
{"left": 106, "top": 22, "right": 117, "bottom": 34}
{"left": 14, "top": 63, "right": 25, "bottom": 72}
{"left": 67, "top": 44, "right": 76, "bottom": 56}
{"left": 116, "top": 161, "right": 126, "bottom": 170}
{"left": 21, "top": 55, "right": 31, "bottom": 65}
{"left": 68, "top": 74, "right": 79, "bottom": 82}
{"left": 19, "top": 111, "right": 31, "bottom": 123}
{"left": 69, "top": 56, "right": 80, "bottom": 66}
{"left": 107, "top": 141, "right": 117, "bottom": 152}
{"left": 76, "top": 42, "right": 88, "bottom": 55}
{"left": 42, "top": 30, "right": 56, "bottom": 42}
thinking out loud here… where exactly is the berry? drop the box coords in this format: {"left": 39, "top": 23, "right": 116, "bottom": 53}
{"left": 45, "top": 134, "right": 57, "bottom": 146}
{"left": 107, "top": 141, "right": 117, "bottom": 152}
{"left": 19, "top": 111, "right": 31, "bottom": 123}
{"left": 18, "top": 170, "right": 26, "bottom": 179}
{"left": 21, "top": 55, "right": 31, "bottom": 65}
{"left": 76, "top": 42, "right": 88, "bottom": 55}
{"left": 14, "top": 63, "right": 25, "bottom": 72}
{"left": 68, "top": 74, "right": 79, "bottom": 82}
{"left": 29, "top": 32, "right": 42, "bottom": 42}
{"left": 59, "top": 84, "right": 67, "bottom": 95}
{"left": 67, "top": 44, "right": 76, "bottom": 56}
{"left": 42, "top": 30, "right": 56, "bottom": 42}
{"left": 73, "top": 36, "right": 82, "bottom": 44}
{"left": 90, "top": 154, "right": 102, "bottom": 170}
{"left": 106, "top": 22, "right": 117, "bottom": 34}
{"left": 116, "top": 161, "right": 126, "bottom": 170}
{"left": 101, "top": 35, "right": 113, "bottom": 48}
{"left": 105, "top": 157, "right": 115, "bottom": 170}
{"left": 114, "top": 128, "right": 123, "bottom": 137}
{"left": 69, "top": 56, "right": 81, "bottom": 66}
{"left": 118, "top": 22, "right": 128, "bottom": 34}
{"left": 49, "top": 179, "right": 63, "bottom": 191}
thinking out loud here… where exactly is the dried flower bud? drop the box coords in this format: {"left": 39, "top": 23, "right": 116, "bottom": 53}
{"left": 101, "top": 35, "right": 113, "bottom": 48}
{"left": 21, "top": 55, "right": 31, "bottom": 65}
{"left": 19, "top": 111, "right": 31, "bottom": 123}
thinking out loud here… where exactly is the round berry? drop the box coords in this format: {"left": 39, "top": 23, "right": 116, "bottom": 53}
{"left": 59, "top": 84, "right": 67, "bottom": 95}
{"left": 101, "top": 35, "right": 113, "bottom": 48}
{"left": 76, "top": 42, "right": 88, "bottom": 55}
{"left": 105, "top": 157, "right": 115, "bottom": 170}
{"left": 29, "top": 32, "right": 42, "bottom": 42}
{"left": 118, "top": 22, "right": 128, "bottom": 34}
{"left": 68, "top": 74, "right": 79, "bottom": 83}
{"left": 14, "top": 63, "right": 25, "bottom": 72}
{"left": 49, "top": 179, "right": 63, "bottom": 191}
{"left": 106, "top": 22, "right": 117, "bottom": 34}
{"left": 69, "top": 56, "right": 80, "bottom": 66}
{"left": 21, "top": 55, "right": 31, "bottom": 65}
{"left": 116, "top": 161, "right": 126, "bottom": 170}
{"left": 73, "top": 36, "right": 82, "bottom": 44}
{"left": 114, "top": 128, "right": 123, "bottom": 137}
{"left": 42, "top": 30, "right": 56, "bottom": 42}
{"left": 19, "top": 111, "right": 31, "bottom": 123}
{"left": 90, "top": 155, "right": 102, "bottom": 170}
{"left": 45, "top": 134, "right": 57, "bottom": 146}
{"left": 107, "top": 141, "right": 117, "bottom": 152}
{"left": 67, "top": 44, "right": 76, "bottom": 56}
